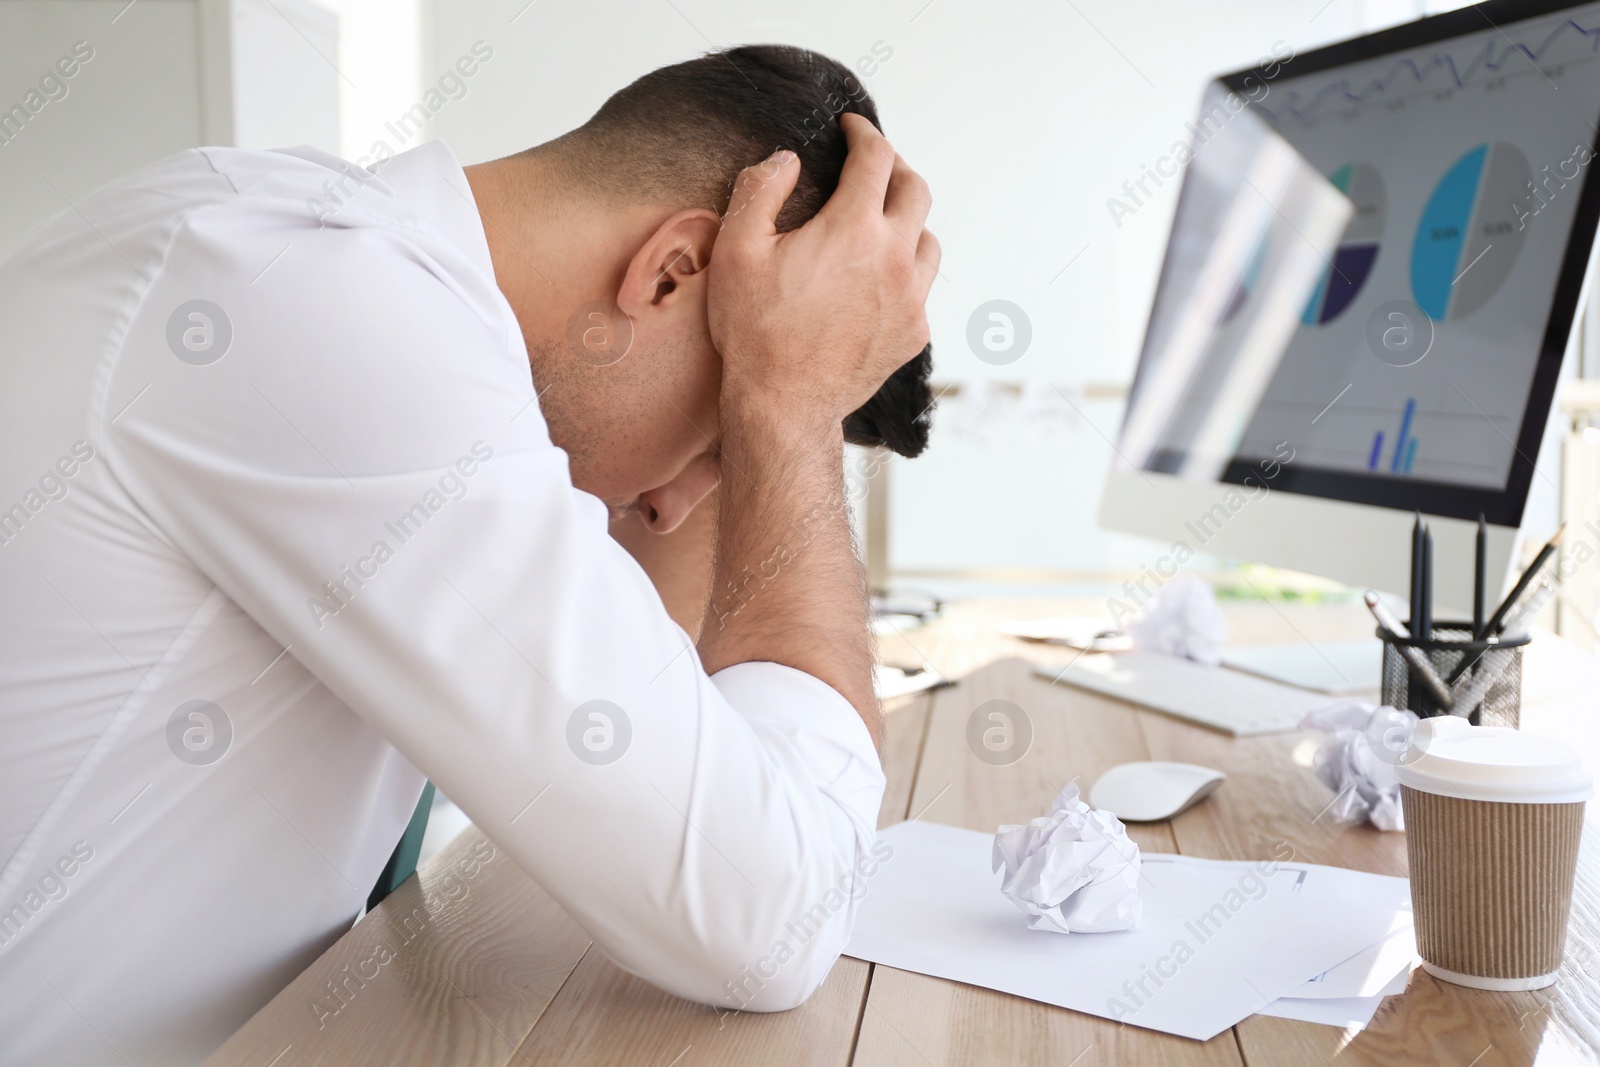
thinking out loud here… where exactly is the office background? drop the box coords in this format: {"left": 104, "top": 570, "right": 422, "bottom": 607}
{"left": 0, "top": 0, "right": 1592, "bottom": 626}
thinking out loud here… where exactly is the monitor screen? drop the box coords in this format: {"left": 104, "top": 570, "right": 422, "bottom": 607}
{"left": 1125, "top": 0, "right": 1600, "bottom": 525}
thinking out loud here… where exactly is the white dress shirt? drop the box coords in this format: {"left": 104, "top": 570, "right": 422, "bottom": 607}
{"left": 0, "top": 140, "right": 885, "bottom": 1066}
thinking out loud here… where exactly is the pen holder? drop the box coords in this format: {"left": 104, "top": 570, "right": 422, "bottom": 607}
{"left": 1376, "top": 622, "right": 1528, "bottom": 728}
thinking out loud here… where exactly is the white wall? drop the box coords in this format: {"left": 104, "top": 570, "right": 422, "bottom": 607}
{"left": 3, "top": 0, "right": 1544, "bottom": 580}
{"left": 229, "top": 0, "right": 341, "bottom": 153}
{"left": 0, "top": 0, "right": 203, "bottom": 260}
{"left": 314, "top": 0, "right": 424, "bottom": 161}
{"left": 0, "top": 0, "right": 342, "bottom": 260}
{"left": 414, "top": 0, "right": 1561, "bottom": 579}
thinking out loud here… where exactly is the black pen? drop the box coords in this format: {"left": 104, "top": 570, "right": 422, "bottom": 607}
{"left": 1473, "top": 514, "right": 1487, "bottom": 641}
{"left": 1409, "top": 512, "right": 1424, "bottom": 636}
{"left": 1418, "top": 523, "right": 1433, "bottom": 642}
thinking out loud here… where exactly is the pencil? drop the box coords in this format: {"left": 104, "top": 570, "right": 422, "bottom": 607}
{"left": 1445, "top": 524, "right": 1567, "bottom": 687}
{"left": 1363, "top": 590, "right": 1454, "bottom": 710}
{"left": 1409, "top": 512, "right": 1424, "bottom": 636}
{"left": 1418, "top": 524, "right": 1433, "bottom": 642}
{"left": 1473, "top": 514, "right": 1487, "bottom": 640}
{"left": 1485, "top": 524, "right": 1565, "bottom": 638}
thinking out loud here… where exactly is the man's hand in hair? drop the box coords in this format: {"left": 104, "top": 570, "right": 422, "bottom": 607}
{"left": 695, "top": 115, "right": 937, "bottom": 745}
{"left": 708, "top": 113, "right": 939, "bottom": 430}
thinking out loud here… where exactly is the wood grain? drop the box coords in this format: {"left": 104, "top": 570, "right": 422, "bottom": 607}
{"left": 879, "top": 691, "right": 935, "bottom": 829}
{"left": 1220, "top": 670, "right": 1600, "bottom": 1067}
{"left": 210, "top": 599, "right": 1600, "bottom": 1066}
{"left": 507, "top": 950, "right": 872, "bottom": 1067}
{"left": 203, "top": 825, "right": 592, "bottom": 1066}
{"left": 857, "top": 964, "right": 1243, "bottom": 1067}
{"left": 497, "top": 693, "right": 938, "bottom": 1066}
{"left": 850, "top": 659, "right": 1234, "bottom": 1066}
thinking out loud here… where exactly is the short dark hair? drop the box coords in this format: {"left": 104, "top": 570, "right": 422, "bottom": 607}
{"left": 548, "top": 44, "right": 934, "bottom": 458}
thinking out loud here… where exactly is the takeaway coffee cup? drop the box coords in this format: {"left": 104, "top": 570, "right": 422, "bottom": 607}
{"left": 1396, "top": 717, "right": 1592, "bottom": 991}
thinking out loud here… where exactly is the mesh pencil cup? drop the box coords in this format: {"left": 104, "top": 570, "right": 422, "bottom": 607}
{"left": 1376, "top": 621, "right": 1528, "bottom": 728}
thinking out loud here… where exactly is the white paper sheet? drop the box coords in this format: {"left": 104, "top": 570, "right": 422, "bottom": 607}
{"left": 1266, "top": 965, "right": 1410, "bottom": 1030}
{"left": 847, "top": 821, "right": 1411, "bottom": 1041}
{"left": 1286, "top": 923, "right": 1416, "bottom": 999}
{"left": 996, "top": 616, "right": 1133, "bottom": 653}
{"left": 1266, "top": 993, "right": 1383, "bottom": 1029}
{"left": 874, "top": 664, "right": 949, "bottom": 701}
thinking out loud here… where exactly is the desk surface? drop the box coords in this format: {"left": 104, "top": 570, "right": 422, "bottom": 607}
{"left": 205, "top": 599, "right": 1600, "bottom": 1066}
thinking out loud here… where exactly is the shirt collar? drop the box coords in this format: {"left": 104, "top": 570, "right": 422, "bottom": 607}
{"left": 369, "top": 139, "right": 497, "bottom": 283}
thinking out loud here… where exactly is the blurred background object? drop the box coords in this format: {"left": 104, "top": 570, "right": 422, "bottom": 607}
{"left": 11, "top": 0, "right": 1600, "bottom": 853}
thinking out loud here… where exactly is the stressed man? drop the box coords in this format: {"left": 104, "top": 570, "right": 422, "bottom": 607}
{"left": 0, "top": 45, "right": 938, "bottom": 1064}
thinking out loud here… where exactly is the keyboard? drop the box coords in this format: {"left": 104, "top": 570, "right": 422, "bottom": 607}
{"left": 1034, "top": 652, "right": 1328, "bottom": 736}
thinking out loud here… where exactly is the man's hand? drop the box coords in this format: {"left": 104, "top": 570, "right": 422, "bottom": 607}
{"left": 708, "top": 114, "right": 939, "bottom": 429}
{"left": 697, "top": 117, "right": 938, "bottom": 752}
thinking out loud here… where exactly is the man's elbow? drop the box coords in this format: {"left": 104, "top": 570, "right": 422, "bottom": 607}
{"left": 678, "top": 919, "right": 847, "bottom": 1014}
{"left": 694, "top": 824, "right": 885, "bottom": 1012}
{"left": 641, "top": 844, "right": 874, "bottom": 1014}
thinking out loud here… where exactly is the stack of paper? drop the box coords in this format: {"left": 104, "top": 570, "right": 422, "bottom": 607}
{"left": 846, "top": 821, "right": 1416, "bottom": 1041}
{"left": 1266, "top": 923, "right": 1414, "bottom": 1029}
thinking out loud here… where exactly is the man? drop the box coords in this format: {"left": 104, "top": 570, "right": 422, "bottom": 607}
{"left": 0, "top": 44, "right": 938, "bottom": 1065}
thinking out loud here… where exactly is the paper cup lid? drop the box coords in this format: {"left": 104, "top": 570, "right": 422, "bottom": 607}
{"left": 1395, "top": 717, "right": 1593, "bottom": 805}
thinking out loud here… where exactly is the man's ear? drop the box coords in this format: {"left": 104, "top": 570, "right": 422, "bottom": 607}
{"left": 616, "top": 209, "right": 723, "bottom": 315}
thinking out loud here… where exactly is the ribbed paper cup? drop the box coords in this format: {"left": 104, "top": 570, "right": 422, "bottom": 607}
{"left": 1396, "top": 718, "right": 1592, "bottom": 991}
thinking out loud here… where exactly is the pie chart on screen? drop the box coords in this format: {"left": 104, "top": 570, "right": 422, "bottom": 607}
{"left": 1411, "top": 142, "right": 1531, "bottom": 320}
{"left": 1301, "top": 162, "right": 1385, "bottom": 326}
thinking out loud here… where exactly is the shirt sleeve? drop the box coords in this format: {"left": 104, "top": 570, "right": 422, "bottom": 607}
{"left": 100, "top": 192, "right": 885, "bottom": 1010}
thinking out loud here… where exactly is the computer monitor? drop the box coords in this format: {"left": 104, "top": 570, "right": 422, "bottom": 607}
{"left": 1101, "top": 0, "right": 1600, "bottom": 613}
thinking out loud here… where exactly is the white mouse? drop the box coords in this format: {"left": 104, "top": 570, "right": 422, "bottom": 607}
{"left": 1089, "top": 761, "right": 1226, "bottom": 822}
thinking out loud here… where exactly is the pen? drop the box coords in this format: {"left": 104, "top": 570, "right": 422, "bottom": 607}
{"left": 1473, "top": 514, "right": 1487, "bottom": 640}
{"left": 1409, "top": 513, "right": 1424, "bottom": 636}
{"left": 1418, "top": 524, "right": 1433, "bottom": 642}
{"left": 1445, "top": 525, "right": 1565, "bottom": 687}
{"left": 1363, "top": 590, "right": 1454, "bottom": 710}
{"left": 1483, "top": 524, "right": 1565, "bottom": 638}
{"left": 1446, "top": 569, "right": 1548, "bottom": 720}
{"left": 1495, "top": 570, "right": 1559, "bottom": 642}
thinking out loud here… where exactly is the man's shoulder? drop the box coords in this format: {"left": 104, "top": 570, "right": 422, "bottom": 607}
{"left": 167, "top": 143, "right": 498, "bottom": 316}
{"left": 197, "top": 145, "right": 411, "bottom": 225}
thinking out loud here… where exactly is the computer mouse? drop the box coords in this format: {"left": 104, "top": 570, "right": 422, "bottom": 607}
{"left": 1089, "top": 761, "right": 1226, "bottom": 822}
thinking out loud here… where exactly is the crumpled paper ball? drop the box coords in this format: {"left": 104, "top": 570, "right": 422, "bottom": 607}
{"left": 1127, "top": 575, "right": 1227, "bottom": 666}
{"left": 992, "top": 783, "right": 1143, "bottom": 933}
{"left": 1299, "top": 699, "right": 1412, "bottom": 832}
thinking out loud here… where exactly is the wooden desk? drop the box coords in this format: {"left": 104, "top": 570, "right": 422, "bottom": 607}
{"left": 205, "top": 599, "right": 1600, "bottom": 1066}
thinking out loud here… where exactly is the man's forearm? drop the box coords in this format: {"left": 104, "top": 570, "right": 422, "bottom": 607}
{"left": 696, "top": 410, "right": 879, "bottom": 747}
{"left": 695, "top": 125, "right": 935, "bottom": 750}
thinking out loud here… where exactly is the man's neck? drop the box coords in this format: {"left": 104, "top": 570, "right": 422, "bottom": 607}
{"left": 462, "top": 153, "right": 663, "bottom": 352}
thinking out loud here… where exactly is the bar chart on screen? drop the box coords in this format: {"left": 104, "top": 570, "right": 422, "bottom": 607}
{"left": 1217, "top": 4, "right": 1600, "bottom": 494}
{"left": 1369, "top": 398, "right": 1419, "bottom": 474}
